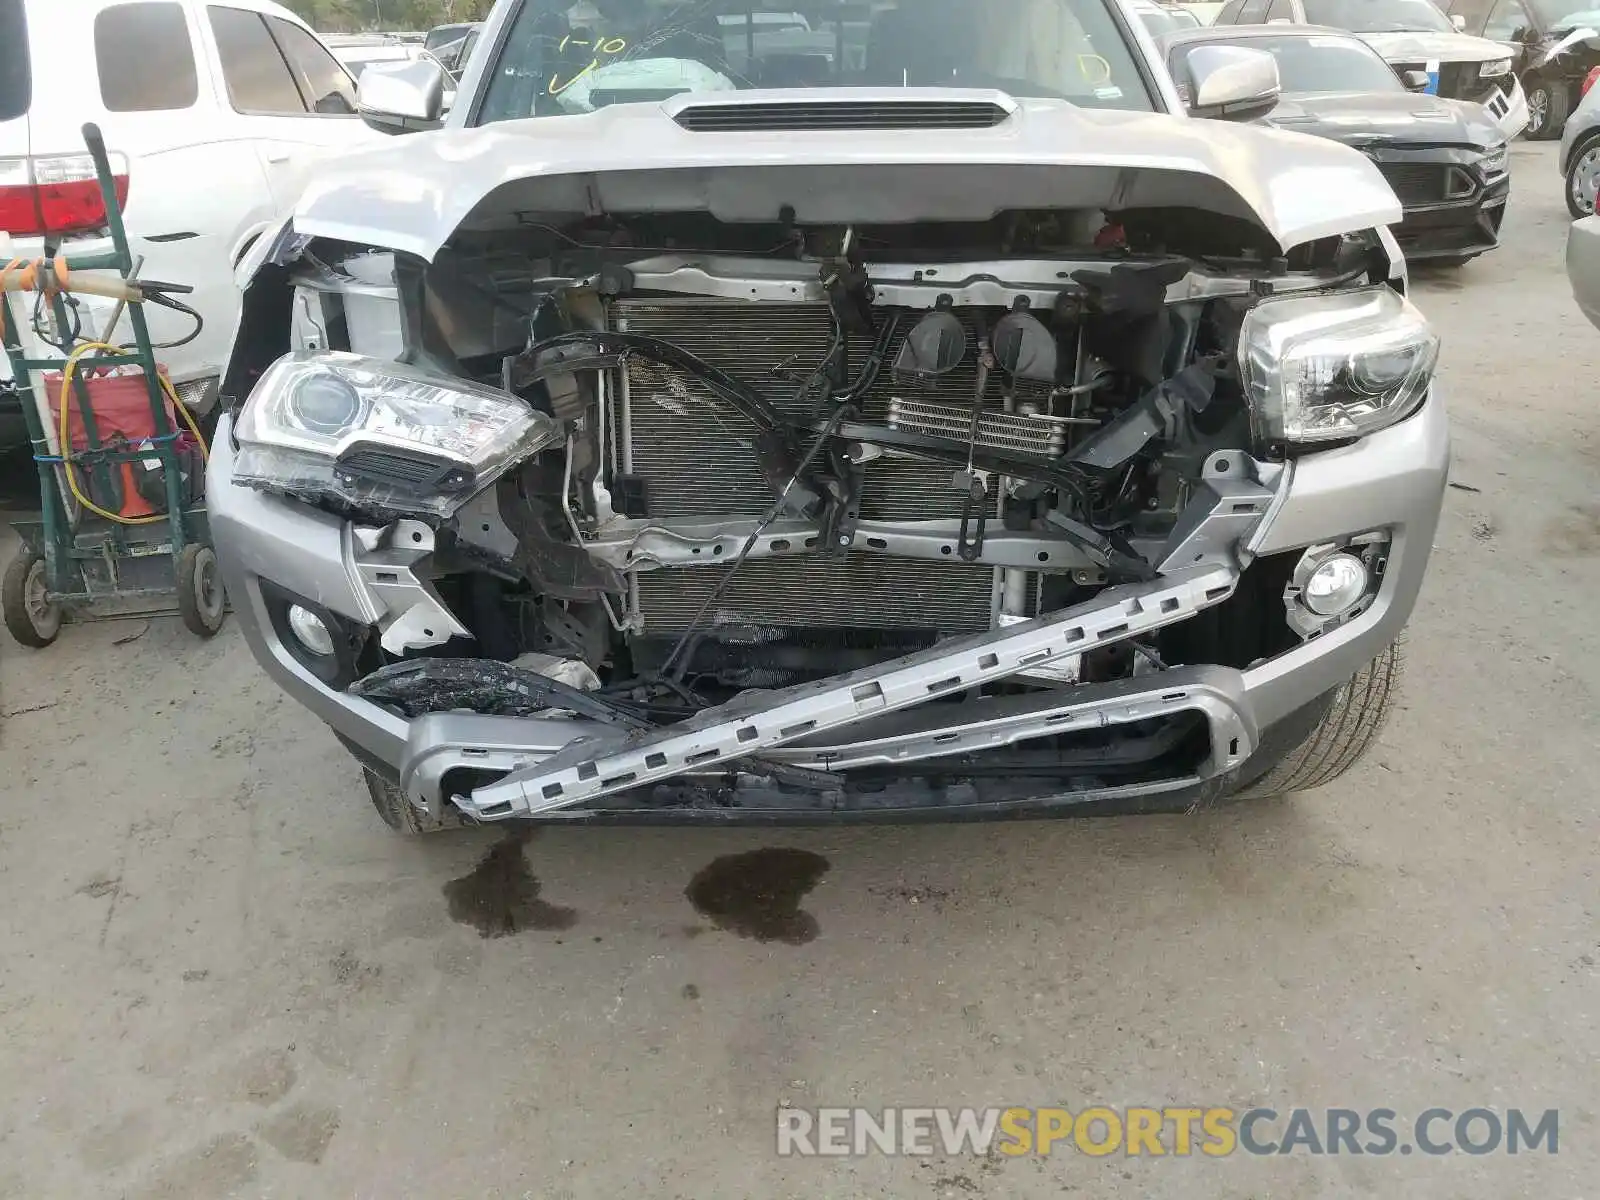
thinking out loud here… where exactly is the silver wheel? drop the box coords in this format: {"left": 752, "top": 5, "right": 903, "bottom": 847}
{"left": 1569, "top": 143, "right": 1600, "bottom": 217}
{"left": 1528, "top": 86, "right": 1548, "bottom": 136}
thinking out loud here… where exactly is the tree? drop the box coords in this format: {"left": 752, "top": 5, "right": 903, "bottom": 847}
{"left": 281, "top": 0, "right": 495, "bottom": 33}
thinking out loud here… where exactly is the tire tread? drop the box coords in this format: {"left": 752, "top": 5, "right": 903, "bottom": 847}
{"left": 1236, "top": 641, "right": 1403, "bottom": 800}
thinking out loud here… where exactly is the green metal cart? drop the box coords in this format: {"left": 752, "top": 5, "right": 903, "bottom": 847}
{"left": 1, "top": 122, "right": 225, "bottom": 647}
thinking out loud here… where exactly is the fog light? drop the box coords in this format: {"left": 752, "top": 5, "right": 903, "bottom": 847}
{"left": 287, "top": 604, "right": 334, "bottom": 656}
{"left": 1303, "top": 553, "right": 1369, "bottom": 616}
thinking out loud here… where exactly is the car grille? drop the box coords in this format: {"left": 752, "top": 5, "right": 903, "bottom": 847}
{"left": 1376, "top": 163, "right": 1476, "bottom": 207}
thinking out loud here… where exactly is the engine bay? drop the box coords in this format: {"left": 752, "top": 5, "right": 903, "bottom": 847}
{"left": 229, "top": 205, "right": 1387, "bottom": 721}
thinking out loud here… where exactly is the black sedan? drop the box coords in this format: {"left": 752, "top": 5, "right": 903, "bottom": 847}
{"left": 1161, "top": 25, "right": 1511, "bottom": 265}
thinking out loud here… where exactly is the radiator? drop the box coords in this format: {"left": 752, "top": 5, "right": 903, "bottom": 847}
{"left": 610, "top": 297, "right": 1027, "bottom": 633}
{"left": 633, "top": 554, "right": 997, "bottom": 633}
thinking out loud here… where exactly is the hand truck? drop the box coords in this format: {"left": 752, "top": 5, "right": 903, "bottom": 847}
{"left": 1, "top": 122, "right": 225, "bottom": 647}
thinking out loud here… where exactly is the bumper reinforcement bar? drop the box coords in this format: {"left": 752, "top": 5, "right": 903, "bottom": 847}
{"left": 459, "top": 564, "right": 1239, "bottom": 819}
{"left": 768, "top": 665, "right": 1256, "bottom": 775}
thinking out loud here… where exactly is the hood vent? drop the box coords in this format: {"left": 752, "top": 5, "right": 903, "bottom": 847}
{"left": 670, "top": 98, "right": 1013, "bottom": 133}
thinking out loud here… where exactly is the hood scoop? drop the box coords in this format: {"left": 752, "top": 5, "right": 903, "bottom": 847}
{"left": 666, "top": 91, "right": 1015, "bottom": 133}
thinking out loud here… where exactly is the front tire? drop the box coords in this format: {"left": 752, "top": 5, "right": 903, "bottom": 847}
{"left": 1233, "top": 641, "right": 1403, "bottom": 801}
{"left": 1567, "top": 134, "right": 1600, "bottom": 217}
{"left": 1526, "top": 78, "right": 1571, "bottom": 140}
{"left": 363, "top": 768, "right": 463, "bottom": 834}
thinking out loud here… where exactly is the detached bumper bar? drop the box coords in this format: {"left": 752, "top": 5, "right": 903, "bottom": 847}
{"left": 458, "top": 564, "right": 1239, "bottom": 819}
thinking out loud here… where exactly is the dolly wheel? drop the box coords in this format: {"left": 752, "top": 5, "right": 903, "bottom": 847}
{"left": 3, "top": 550, "right": 63, "bottom": 648}
{"left": 176, "top": 544, "right": 227, "bottom": 638}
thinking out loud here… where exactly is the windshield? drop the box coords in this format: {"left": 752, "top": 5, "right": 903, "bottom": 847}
{"left": 1210, "top": 32, "right": 1405, "bottom": 92}
{"left": 1300, "top": 0, "right": 1453, "bottom": 32}
{"left": 1139, "top": 6, "right": 1198, "bottom": 35}
{"left": 1534, "top": 0, "right": 1600, "bottom": 26}
{"left": 473, "top": 0, "right": 1155, "bottom": 125}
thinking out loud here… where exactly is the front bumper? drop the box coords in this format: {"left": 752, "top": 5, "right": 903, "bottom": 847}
{"left": 1391, "top": 169, "right": 1510, "bottom": 262}
{"left": 210, "top": 395, "right": 1450, "bottom": 822}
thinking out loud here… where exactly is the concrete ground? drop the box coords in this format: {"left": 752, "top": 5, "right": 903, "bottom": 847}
{"left": 1, "top": 140, "right": 1597, "bottom": 1199}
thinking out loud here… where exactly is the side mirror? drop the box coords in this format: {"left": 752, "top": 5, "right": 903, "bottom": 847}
{"left": 1451, "top": 13, "right": 1467, "bottom": 30}
{"left": 356, "top": 58, "right": 446, "bottom": 134}
{"left": 1183, "top": 44, "right": 1281, "bottom": 122}
{"left": 1400, "top": 68, "right": 1432, "bottom": 90}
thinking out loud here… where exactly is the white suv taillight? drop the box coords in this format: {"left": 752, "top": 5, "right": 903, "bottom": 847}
{"left": 0, "top": 152, "right": 130, "bottom": 238}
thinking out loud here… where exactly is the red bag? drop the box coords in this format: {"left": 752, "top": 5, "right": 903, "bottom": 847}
{"left": 44, "top": 365, "right": 178, "bottom": 519}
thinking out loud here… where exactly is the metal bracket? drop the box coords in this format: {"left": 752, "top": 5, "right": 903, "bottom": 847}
{"left": 1154, "top": 451, "right": 1276, "bottom": 574}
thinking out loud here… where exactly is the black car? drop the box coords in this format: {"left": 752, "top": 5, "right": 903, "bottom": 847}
{"left": 1162, "top": 25, "right": 1511, "bottom": 264}
{"left": 1447, "top": 0, "right": 1600, "bottom": 137}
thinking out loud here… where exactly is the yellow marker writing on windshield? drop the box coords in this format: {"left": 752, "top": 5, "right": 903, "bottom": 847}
{"left": 1077, "top": 54, "right": 1111, "bottom": 86}
{"left": 549, "top": 35, "right": 629, "bottom": 95}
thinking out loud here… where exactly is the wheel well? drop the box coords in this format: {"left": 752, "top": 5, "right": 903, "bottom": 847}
{"left": 1565, "top": 127, "right": 1600, "bottom": 175}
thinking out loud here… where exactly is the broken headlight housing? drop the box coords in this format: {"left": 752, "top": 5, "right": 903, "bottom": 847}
{"left": 233, "top": 352, "right": 560, "bottom": 517}
{"left": 1239, "top": 286, "right": 1438, "bottom": 447}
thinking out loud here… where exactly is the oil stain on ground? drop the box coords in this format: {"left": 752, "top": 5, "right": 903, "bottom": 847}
{"left": 686, "top": 848, "right": 829, "bottom": 944}
{"left": 444, "top": 827, "right": 577, "bottom": 939}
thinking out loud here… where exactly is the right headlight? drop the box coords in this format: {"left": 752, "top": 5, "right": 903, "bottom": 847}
{"left": 233, "top": 352, "right": 561, "bottom": 516}
{"left": 1238, "top": 286, "right": 1438, "bottom": 447}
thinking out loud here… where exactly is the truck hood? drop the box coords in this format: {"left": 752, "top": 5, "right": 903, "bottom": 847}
{"left": 290, "top": 90, "right": 1400, "bottom": 258}
{"left": 1264, "top": 91, "right": 1502, "bottom": 149}
{"left": 1358, "top": 30, "right": 1514, "bottom": 64}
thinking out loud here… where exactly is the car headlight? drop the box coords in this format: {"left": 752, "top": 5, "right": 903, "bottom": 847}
{"left": 233, "top": 352, "right": 561, "bottom": 517}
{"left": 1238, "top": 286, "right": 1438, "bottom": 447}
{"left": 1477, "top": 142, "right": 1509, "bottom": 175}
{"left": 1479, "top": 56, "right": 1512, "bottom": 77}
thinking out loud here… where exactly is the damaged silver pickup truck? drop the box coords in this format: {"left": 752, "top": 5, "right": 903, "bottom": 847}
{"left": 211, "top": 0, "right": 1449, "bottom": 831}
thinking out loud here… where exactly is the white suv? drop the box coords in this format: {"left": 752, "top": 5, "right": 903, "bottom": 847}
{"left": 0, "top": 0, "right": 380, "bottom": 447}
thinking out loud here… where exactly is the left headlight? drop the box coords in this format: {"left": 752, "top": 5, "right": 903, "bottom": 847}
{"left": 1477, "top": 142, "right": 1509, "bottom": 175}
{"left": 1479, "top": 56, "right": 1512, "bottom": 77}
{"left": 1239, "top": 286, "right": 1438, "bottom": 448}
{"left": 233, "top": 352, "right": 561, "bottom": 517}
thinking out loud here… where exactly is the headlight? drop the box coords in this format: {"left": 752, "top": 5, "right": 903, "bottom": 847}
{"left": 1479, "top": 56, "right": 1512, "bottom": 77}
{"left": 1239, "top": 286, "right": 1438, "bottom": 447}
{"left": 233, "top": 352, "right": 561, "bottom": 517}
{"left": 1477, "top": 142, "right": 1509, "bottom": 175}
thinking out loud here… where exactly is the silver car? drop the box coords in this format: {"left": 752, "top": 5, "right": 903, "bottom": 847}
{"left": 1559, "top": 76, "right": 1600, "bottom": 216}
{"left": 210, "top": 0, "right": 1449, "bottom": 831}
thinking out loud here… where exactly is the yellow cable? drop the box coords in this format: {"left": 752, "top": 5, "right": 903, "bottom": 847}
{"left": 56, "top": 341, "right": 210, "bottom": 527}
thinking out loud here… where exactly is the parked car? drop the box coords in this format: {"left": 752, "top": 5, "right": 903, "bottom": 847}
{"left": 328, "top": 38, "right": 456, "bottom": 110}
{"left": 431, "top": 23, "right": 482, "bottom": 79}
{"left": 1557, "top": 71, "right": 1600, "bottom": 212}
{"left": 1164, "top": 24, "right": 1510, "bottom": 264}
{"left": 1135, "top": 0, "right": 1205, "bottom": 35}
{"left": 1566, "top": 211, "right": 1600, "bottom": 326}
{"left": 424, "top": 20, "right": 475, "bottom": 51}
{"left": 1212, "top": 0, "right": 1529, "bottom": 137}
{"left": 212, "top": 0, "right": 1446, "bottom": 833}
{"left": 1446, "top": 0, "right": 1600, "bottom": 137}
{"left": 0, "top": 0, "right": 379, "bottom": 451}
